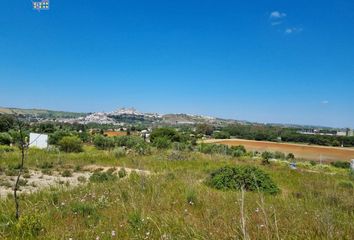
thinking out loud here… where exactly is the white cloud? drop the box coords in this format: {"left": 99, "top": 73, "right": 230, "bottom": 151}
{"left": 270, "top": 11, "right": 287, "bottom": 19}
{"left": 285, "top": 27, "right": 303, "bottom": 34}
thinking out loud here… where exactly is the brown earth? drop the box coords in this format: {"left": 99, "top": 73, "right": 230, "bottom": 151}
{"left": 204, "top": 139, "right": 354, "bottom": 162}
{"left": 104, "top": 131, "right": 127, "bottom": 137}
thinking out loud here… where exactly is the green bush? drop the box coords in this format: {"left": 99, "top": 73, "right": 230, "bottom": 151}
{"left": 16, "top": 214, "right": 43, "bottom": 237}
{"left": 118, "top": 168, "right": 127, "bottom": 178}
{"left": 229, "top": 145, "right": 247, "bottom": 157}
{"left": 0, "top": 133, "right": 12, "bottom": 145}
{"left": 152, "top": 136, "right": 171, "bottom": 149}
{"left": 58, "top": 136, "right": 83, "bottom": 153}
{"left": 132, "top": 142, "right": 151, "bottom": 155}
{"left": 61, "top": 170, "right": 72, "bottom": 177}
{"left": 286, "top": 153, "right": 296, "bottom": 160}
{"left": 330, "top": 161, "right": 350, "bottom": 169}
{"left": 89, "top": 171, "right": 117, "bottom": 183}
{"left": 274, "top": 151, "right": 286, "bottom": 159}
{"left": 150, "top": 127, "right": 181, "bottom": 143}
{"left": 128, "top": 211, "right": 144, "bottom": 230}
{"left": 113, "top": 147, "right": 126, "bottom": 158}
{"left": 71, "top": 202, "right": 96, "bottom": 217}
{"left": 206, "top": 165, "right": 280, "bottom": 195}
{"left": 93, "top": 135, "right": 115, "bottom": 150}
{"left": 213, "top": 131, "right": 231, "bottom": 139}
{"left": 261, "top": 151, "right": 273, "bottom": 165}
{"left": 337, "top": 181, "right": 353, "bottom": 189}
{"left": 0, "top": 145, "right": 15, "bottom": 153}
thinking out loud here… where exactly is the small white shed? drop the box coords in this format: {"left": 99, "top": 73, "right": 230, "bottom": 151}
{"left": 29, "top": 133, "right": 48, "bottom": 149}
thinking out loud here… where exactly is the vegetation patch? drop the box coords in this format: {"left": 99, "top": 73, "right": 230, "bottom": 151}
{"left": 206, "top": 165, "right": 280, "bottom": 195}
{"left": 89, "top": 171, "right": 117, "bottom": 183}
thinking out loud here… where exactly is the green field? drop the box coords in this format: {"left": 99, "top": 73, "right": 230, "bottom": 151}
{"left": 0, "top": 146, "right": 353, "bottom": 239}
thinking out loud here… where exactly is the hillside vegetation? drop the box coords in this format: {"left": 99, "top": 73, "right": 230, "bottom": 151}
{"left": 0, "top": 145, "right": 353, "bottom": 239}
{"left": 0, "top": 107, "right": 86, "bottom": 119}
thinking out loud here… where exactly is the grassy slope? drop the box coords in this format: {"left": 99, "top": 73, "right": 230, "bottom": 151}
{"left": 0, "top": 107, "right": 86, "bottom": 118}
{"left": 0, "top": 147, "right": 353, "bottom": 239}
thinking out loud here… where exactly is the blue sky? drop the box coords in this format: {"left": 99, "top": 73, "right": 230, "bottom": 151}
{"left": 0, "top": 0, "right": 353, "bottom": 128}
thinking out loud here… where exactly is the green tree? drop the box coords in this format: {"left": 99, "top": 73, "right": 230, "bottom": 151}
{"left": 213, "top": 131, "right": 231, "bottom": 139}
{"left": 58, "top": 136, "right": 83, "bottom": 153}
{"left": 196, "top": 124, "right": 214, "bottom": 136}
{"left": 150, "top": 128, "right": 180, "bottom": 143}
{"left": 93, "top": 135, "right": 115, "bottom": 150}
{"left": 0, "top": 132, "right": 13, "bottom": 145}
{"left": 0, "top": 114, "right": 15, "bottom": 132}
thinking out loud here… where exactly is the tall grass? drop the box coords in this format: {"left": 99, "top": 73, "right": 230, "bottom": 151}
{"left": 0, "top": 147, "right": 353, "bottom": 239}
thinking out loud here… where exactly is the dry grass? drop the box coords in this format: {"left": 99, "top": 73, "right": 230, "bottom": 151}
{"left": 0, "top": 148, "right": 353, "bottom": 239}
{"left": 205, "top": 138, "right": 354, "bottom": 162}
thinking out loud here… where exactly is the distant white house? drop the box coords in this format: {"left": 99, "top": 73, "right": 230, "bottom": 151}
{"left": 29, "top": 133, "right": 48, "bottom": 149}
{"left": 351, "top": 159, "right": 354, "bottom": 171}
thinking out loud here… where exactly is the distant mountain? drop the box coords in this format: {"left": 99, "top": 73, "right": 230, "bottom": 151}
{"left": 0, "top": 107, "right": 87, "bottom": 119}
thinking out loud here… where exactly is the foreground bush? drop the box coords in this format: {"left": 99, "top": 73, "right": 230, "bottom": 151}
{"left": 330, "top": 161, "right": 350, "bottom": 169}
{"left": 58, "top": 136, "right": 83, "bottom": 153}
{"left": 93, "top": 135, "right": 115, "bottom": 150}
{"left": 89, "top": 171, "right": 117, "bottom": 182}
{"left": 206, "top": 165, "right": 280, "bottom": 195}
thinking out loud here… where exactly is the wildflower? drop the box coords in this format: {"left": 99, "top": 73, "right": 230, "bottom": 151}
{"left": 96, "top": 236, "right": 100, "bottom": 240}
{"left": 112, "top": 230, "right": 116, "bottom": 237}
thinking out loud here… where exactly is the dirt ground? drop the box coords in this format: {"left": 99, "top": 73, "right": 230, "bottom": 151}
{"left": 204, "top": 139, "right": 354, "bottom": 162}
{"left": 0, "top": 166, "right": 150, "bottom": 198}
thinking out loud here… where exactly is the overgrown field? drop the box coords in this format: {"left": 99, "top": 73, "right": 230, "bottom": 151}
{"left": 0, "top": 147, "right": 353, "bottom": 239}
{"left": 205, "top": 138, "right": 354, "bottom": 162}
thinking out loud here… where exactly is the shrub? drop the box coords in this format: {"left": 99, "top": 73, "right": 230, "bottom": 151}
{"left": 286, "top": 153, "right": 295, "bottom": 160}
{"left": 0, "top": 132, "right": 12, "bottom": 145}
{"left": 61, "top": 170, "right": 72, "bottom": 177}
{"left": 113, "top": 147, "right": 126, "bottom": 159}
{"left": 229, "top": 145, "right": 247, "bottom": 157}
{"left": 71, "top": 202, "right": 96, "bottom": 217}
{"left": 5, "top": 168, "right": 18, "bottom": 176}
{"left": 198, "top": 143, "right": 229, "bottom": 155}
{"left": 93, "top": 135, "right": 115, "bottom": 150}
{"left": 118, "top": 168, "right": 127, "bottom": 178}
{"left": 89, "top": 171, "right": 117, "bottom": 183}
{"left": 48, "top": 130, "right": 71, "bottom": 145}
{"left": 16, "top": 215, "right": 43, "bottom": 237}
{"left": 274, "top": 151, "right": 286, "bottom": 159}
{"left": 0, "top": 145, "right": 15, "bottom": 153}
{"left": 168, "top": 151, "right": 188, "bottom": 161}
{"left": 261, "top": 151, "right": 273, "bottom": 165}
{"left": 38, "top": 161, "right": 54, "bottom": 169}
{"left": 58, "top": 136, "right": 83, "bottom": 153}
{"left": 152, "top": 136, "right": 171, "bottom": 149}
{"left": 128, "top": 211, "right": 144, "bottom": 230}
{"left": 133, "top": 142, "right": 151, "bottom": 155}
{"left": 337, "top": 181, "right": 353, "bottom": 189}
{"left": 206, "top": 165, "right": 280, "bottom": 195}
{"left": 330, "top": 161, "right": 350, "bottom": 169}
{"left": 41, "top": 169, "right": 52, "bottom": 175}
{"left": 186, "top": 188, "right": 198, "bottom": 205}
{"left": 310, "top": 160, "right": 317, "bottom": 166}
{"left": 150, "top": 127, "right": 181, "bottom": 143}
{"left": 213, "top": 131, "right": 231, "bottom": 139}
{"left": 77, "top": 176, "right": 87, "bottom": 183}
